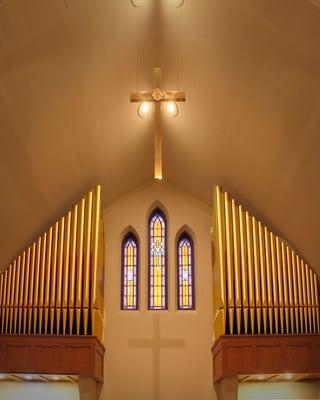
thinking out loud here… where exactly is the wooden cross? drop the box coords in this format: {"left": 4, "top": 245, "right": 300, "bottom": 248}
{"left": 128, "top": 314, "right": 185, "bottom": 400}
{"left": 130, "top": 67, "right": 186, "bottom": 180}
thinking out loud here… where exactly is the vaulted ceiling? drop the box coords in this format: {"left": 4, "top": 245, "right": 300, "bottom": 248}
{"left": 0, "top": 0, "right": 320, "bottom": 271}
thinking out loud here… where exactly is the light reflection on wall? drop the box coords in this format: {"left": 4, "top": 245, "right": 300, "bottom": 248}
{"left": 239, "top": 382, "right": 320, "bottom": 400}
{"left": 0, "top": 382, "right": 79, "bottom": 400}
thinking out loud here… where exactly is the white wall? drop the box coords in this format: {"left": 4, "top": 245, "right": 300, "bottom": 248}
{"left": 238, "top": 382, "right": 320, "bottom": 400}
{"left": 0, "top": 382, "right": 79, "bottom": 400}
{"left": 99, "top": 181, "right": 215, "bottom": 400}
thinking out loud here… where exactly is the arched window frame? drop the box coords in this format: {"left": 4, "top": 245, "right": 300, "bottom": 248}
{"left": 176, "top": 232, "right": 195, "bottom": 310}
{"left": 121, "top": 232, "right": 139, "bottom": 311}
{"left": 148, "top": 208, "right": 168, "bottom": 310}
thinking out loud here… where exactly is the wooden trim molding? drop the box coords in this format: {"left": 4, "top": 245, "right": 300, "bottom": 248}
{"left": 212, "top": 334, "right": 320, "bottom": 382}
{"left": 0, "top": 335, "right": 105, "bottom": 383}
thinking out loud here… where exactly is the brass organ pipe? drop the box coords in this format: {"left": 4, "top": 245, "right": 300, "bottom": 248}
{"left": 6, "top": 265, "right": 12, "bottom": 334}
{"left": 91, "top": 185, "right": 104, "bottom": 338}
{"left": 281, "top": 242, "right": 289, "bottom": 334}
{"left": 239, "top": 205, "right": 248, "bottom": 333}
{"left": 314, "top": 273, "right": 319, "bottom": 332}
{"left": 23, "top": 248, "right": 31, "bottom": 334}
{"left": 83, "top": 192, "right": 93, "bottom": 335}
{"left": 275, "top": 237, "right": 284, "bottom": 334}
{"left": 214, "top": 187, "right": 227, "bottom": 336}
{"left": 69, "top": 205, "right": 78, "bottom": 335}
{"left": 4, "top": 266, "right": 9, "bottom": 333}
{"left": 9, "top": 261, "right": 16, "bottom": 333}
{"left": 44, "top": 228, "right": 53, "bottom": 334}
{"left": 76, "top": 199, "right": 85, "bottom": 335}
{"left": 0, "top": 273, "right": 4, "bottom": 333}
{"left": 264, "top": 227, "right": 273, "bottom": 333}
{"left": 300, "top": 259, "right": 308, "bottom": 333}
{"left": 63, "top": 212, "right": 71, "bottom": 335}
{"left": 245, "top": 212, "right": 255, "bottom": 333}
{"left": 270, "top": 233, "right": 279, "bottom": 334}
{"left": 18, "top": 252, "right": 26, "bottom": 334}
{"left": 28, "top": 243, "right": 36, "bottom": 334}
{"left": 231, "top": 199, "right": 241, "bottom": 334}
{"left": 310, "top": 269, "right": 316, "bottom": 333}
{"left": 38, "top": 233, "right": 47, "bottom": 334}
{"left": 56, "top": 218, "right": 65, "bottom": 334}
{"left": 258, "top": 222, "right": 267, "bottom": 334}
{"left": 0, "top": 273, "right": 3, "bottom": 333}
{"left": 13, "top": 256, "right": 21, "bottom": 334}
{"left": 4, "top": 270, "right": 8, "bottom": 334}
{"left": 50, "top": 223, "right": 59, "bottom": 334}
{"left": 286, "top": 247, "right": 294, "bottom": 333}
{"left": 33, "top": 237, "right": 42, "bottom": 334}
{"left": 312, "top": 270, "right": 318, "bottom": 333}
{"left": 224, "top": 192, "right": 234, "bottom": 334}
{"left": 291, "top": 250, "right": 299, "bottom": 333}
{"left": 305, "top": 264, "right": 312, "bottom": 333}
{"left": 296, "top": 255, "right": 304, "bottom": 333}
{"left": 2, "top": 270, "right": 8, "bottom": 333}
{"left": 1, "top": 271, "right": 5, "bottom": 333}
{"left": 13, "top": 259, "right": 19, "bottom": 333}
{"left": 252, "top": 217, "right": 262, "bottom": 334}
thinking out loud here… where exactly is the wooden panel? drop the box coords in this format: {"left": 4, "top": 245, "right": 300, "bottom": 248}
{"left": 34, "top": 345, "right": 60, "bottom": 371}
{"left": 0, "top": 335, "right": 105, "bottom": 383}
{"left": 212, "top": 334, "right": 320, "bottom": 382}
{"left": 5, "top": 344, "right": 31, "bottom": 371}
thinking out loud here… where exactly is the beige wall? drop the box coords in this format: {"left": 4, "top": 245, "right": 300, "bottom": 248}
{"left": 99, "top": 181, "right": 215, "bottom": 400}
{"left": 0, "top": 382, "right": 79, "bottom": 400}
{"left": 238, "top": 382, "right": 320, "bottom": 400}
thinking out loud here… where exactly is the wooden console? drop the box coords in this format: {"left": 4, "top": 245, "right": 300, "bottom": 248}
{"left": 0, "top": 335, "right": 105, "bottom": 382}
{"left": 212, "top": 334, "right": 320, "bottom": 382}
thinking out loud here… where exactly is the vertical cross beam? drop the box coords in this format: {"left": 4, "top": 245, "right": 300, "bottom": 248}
{"left": 154, "top": 67, "right": 162, "bottom": 180}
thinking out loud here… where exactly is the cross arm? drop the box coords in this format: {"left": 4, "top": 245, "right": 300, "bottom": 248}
{"left": 130, "top": 91, "right": 155, "bottom": 103}
{"left": 160, "top": 91, "right": 186, "bottom": 102}
{"left": 130, "top": 90, "right": 186, "bottom": 103}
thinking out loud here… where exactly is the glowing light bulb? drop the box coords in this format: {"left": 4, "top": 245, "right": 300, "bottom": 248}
{"left": 284, "top": 374, "right": 293, "bottom": 380}
{"left": 138, "top": 102, "right": 151, "bottom": 118}
{"left": 166, "top": 102, "right": 178, "bottom": 117}
{"left": 25, "top": 375, "right": 33, "bottom": 380}
{"left": 52, "top": 376, "right": 60, "bottom": 381}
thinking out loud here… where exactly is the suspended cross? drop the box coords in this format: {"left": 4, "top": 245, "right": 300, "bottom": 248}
{"left": 130, "top": 67, "right": 186, "bottom": 180}
{"left": 128, "top": 314, "right": 185, "bottom": 400}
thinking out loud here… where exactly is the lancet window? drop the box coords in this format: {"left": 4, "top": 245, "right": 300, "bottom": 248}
{"left": 121, "top": 233, "right": 139, "bottom": 310}
{"left": 177, "top": 233, "right": 195, "bottom": 310}
{"left": 148, "top": 209, "right": 167, "bottom": 310}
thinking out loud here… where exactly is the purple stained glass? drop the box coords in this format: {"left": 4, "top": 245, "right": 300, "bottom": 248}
{"left": 177, "top": 233, "right": 195, "bottom": 310}
{"left": 121, "top": 233, "right": 138, "bottom": 310}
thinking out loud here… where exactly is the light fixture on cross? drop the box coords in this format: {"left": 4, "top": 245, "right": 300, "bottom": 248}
{"left": 130, "top": 67, "right": 186, "bottom": 180}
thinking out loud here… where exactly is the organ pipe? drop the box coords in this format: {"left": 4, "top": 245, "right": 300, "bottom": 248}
{"left": 212, "top": 186, "right": 320, "bottom": 339}
{"left": 0, "top": 186, "right": 104, "bottom": 340}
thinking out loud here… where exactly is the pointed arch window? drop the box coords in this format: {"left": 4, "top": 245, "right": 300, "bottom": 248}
{"left": 148, "top": 208, "right": 167, "bottom": 310}
{"left": 177, "top": 233, "right": 195, "bottom": 310}
{"left": 121, "top": 233, "right": 139, "bottom": 310}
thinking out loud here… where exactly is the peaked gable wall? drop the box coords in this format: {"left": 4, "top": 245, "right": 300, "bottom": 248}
{"left": 100, "top": 181, "right": 215, "bottom": 400}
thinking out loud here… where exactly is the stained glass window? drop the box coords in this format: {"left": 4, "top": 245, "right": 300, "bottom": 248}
{"left": 148, "top": 209, "right": 167, "bottom": 310}
{"left": 177, "top": 233, "right": 195, "bottom": 310}
{"left": 121, "top": 233, "right": 138, "bottom": 310}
